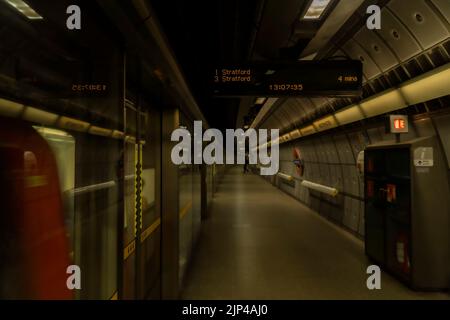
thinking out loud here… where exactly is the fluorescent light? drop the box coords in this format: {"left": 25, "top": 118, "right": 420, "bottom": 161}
{"left": 334, "top": 104, "right": 363, "bottom": 126}
{"left": 23, "top": 106, "right": 58, "bottom": 125}
{"left": 290, "top": 62, "right": 450, "bottom": 143}
{"left": 400, "top": 63, "right": 450, "bottom": 105}
{"left": 300, "top": 52, "right": 318, "bottom": 61}
{"left": 255, "top": 97, "right": 267, "bottom": 105}
{"left": 303, "top": 0, "right": 332, "bottom": 20}
{"left": 359, "top": 89, "right": 407, "bottom": 118}
{"left": 0, "top": 98, "right": 24, "bottom": 117}
{"left": 4, "top": 0, "right": 43, "bottom": 20}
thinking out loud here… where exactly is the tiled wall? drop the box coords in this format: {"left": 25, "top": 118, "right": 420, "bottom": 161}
{"left": 270, "top": 114, "right": 450, "bottom": 238}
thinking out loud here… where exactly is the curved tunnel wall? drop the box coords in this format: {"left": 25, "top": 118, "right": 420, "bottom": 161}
{"left": 270, "top": 114, "right": 450, "bottom": 238}
{"left": 259, "top": 0, "right": 450, "bottom": 238}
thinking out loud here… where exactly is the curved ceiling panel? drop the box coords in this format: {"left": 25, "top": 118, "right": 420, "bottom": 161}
{"left": 388, "top": 0, "right": 449, "bottom": 50}
{"left": 260, "top": 111, "right": 284, "bottom": 130}
{"left": 295, "top": 98, "right": 316, "bottom": 114}
{"left": 354, "top": 28, "right": 398, "bottom": 72}
{"left": 255, "top": 0, "right": 450, "bottom": 136}
{"left": 431, "top": 0, "right": 450, "bottom": 24}
{"left": 376, "top": 8, "right": 422, "bottom": 62}
{"left": 309, "top": 97, "right": 331, "bottom": 110}
{"left": 342, "top": 38, "right": 381, "bottom": 80}
{"left": 283, "top": 99, "right": 306, "bottom": 123}
{"left": 274, "top": 104, "right": 294, "bottom": 128}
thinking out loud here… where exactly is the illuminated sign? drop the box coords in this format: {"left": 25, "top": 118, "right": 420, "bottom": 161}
{"left": 388, "top": 115, "right": 409, "bottom": 133}
{"left": 211, "top": 61, "right": 363, "bottom": 97}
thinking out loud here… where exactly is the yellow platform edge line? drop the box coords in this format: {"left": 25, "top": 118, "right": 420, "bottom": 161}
{"left": 179, "top": 201, "right": 193, "bottom": 220}
{"left": 140, "top": 218, "right": 161, "bottom": 243}
{"left": 110, "top": 292, "right": 118, "bottom": 300}
{"left": 123, "top": 239, "right": 136, "bottom": 260}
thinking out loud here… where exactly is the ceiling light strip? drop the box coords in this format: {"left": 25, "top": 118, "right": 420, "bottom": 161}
{"left": 4, "top": 0, "right": 43, "bottom": 20}
{"left": 261, "top": 62, "right": 450, "bottom": 147}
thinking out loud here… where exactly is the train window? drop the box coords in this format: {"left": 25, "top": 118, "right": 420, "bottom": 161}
{"left": 178, "top": 114, "right": 193, "bottom": 286}
{"left": 139, "top": 107, "right": 161, "bottom": 299}
{"left": 34, "top": 127, "right": 76, "bottom": 252}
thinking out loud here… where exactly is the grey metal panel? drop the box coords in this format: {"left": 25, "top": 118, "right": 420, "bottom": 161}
{"left": 324, "top": 164, "right": 332, "bottom": 186}
{"left": 348, "top": 132, "right": 367, "bottom": 161}
{"left": 331, "top": 164, "right": 343, "bottom": 190}
{"left": 432, "top": 113, "right": 450, "bottom": 168}
{"left": 278, "top": 101, "right": 299, "bottom": 126}
{"left": 343, "top": 165, "right": 359, "bottom": 196}
{"left": 329, "top": 198, "right": 343, "bottom": 223}
{"left": 295, "top": 98, "right": 315, "bottom": 114}
{"left": 376, "top": 8, "right": 422, "bottom": 62}
{"left": 431, "top": 0, "right": 450, "bottom": 24}
{"left": 310, "top": 192, "right": 321, "bottom": 212}
{"left": 279, "top": 162, "right": 291, "bottom": 177}
{"left": 317, "top": 164, "right": 325, "bottom": 185}
{"left": 272, "top": 110, "right": 290, "bottom": 130}
{"left": 308, "top": 141, "right": 319, "bottom": 162}
{"left": 333, "top": 49, "right": 348, "bottom": 58}
{"left": 284, "top": 99, "right": 306, "bottom": 122}
{"left": 358, "top": 201, "right": 365, "bottom": 236}
{"left": 342, "top": 39, "right": 381, "bottom": 80}
{"left": 309, "top": 97, "right": 329, "bottom": 110}
{"left": 319, "top": 137, "right": 331, "bottom": 163}
{"left": 311, "top": 163, "right": 321, "bottom": 181}
{"left": 317, "top": 163, "right": 327, "bottom": 185}
{"left": 343, "top": 197, "right": 358, "bottom": 232}
{"left": 381, "top": 127, "right": 396, "bottom": 141}
{"left": 366, "top": 127, "right": 383, "bottom": 144}
{"left": 280, "top": 145, "right": 290, "bottom": 160}
{"left": 324, "top": 137, "right": 339, "bottom": 163}
{"left": 354, "top": 28, "right": 398, "bottom": 72}
{"left": 350, "top": 167, "right": 359, "bottom": 196}
{"left": 358, "top": 176, "right": 364, "bottom": 198}
{"left": 388, "top": 0, "right": 449, "bottom": 50}
{"left": 301, "top": 143, "right": 312, "bottom": 163}
{"left": 281, "top": 181, "right": 296, "bottom": 197}
{"left": 414, "top": 118, "right": 437, "bottom": 137}
{"left": 315, "top": 140, "right": 328, "bottom": 163}
{"left": 334, "top": 134, "right": 354, "bottom": 164}
{"left": 342, "top": 166, "right": 352, "bottom": 194}
{"left": 302, "top": 186, "right": 311, "bottom": 205}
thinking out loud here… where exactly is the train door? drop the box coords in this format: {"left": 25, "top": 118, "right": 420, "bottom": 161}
{"left": 138, "top": 105, "right": 162, "bottom": 299}
{"left": 122, "top": 98, "right": 162, "bottom": 299}
{"left": 0, "top": 117, "right": 72, "bottom": 299}
{"left": 122, "top": 102, "right": 139, "bottom": 299}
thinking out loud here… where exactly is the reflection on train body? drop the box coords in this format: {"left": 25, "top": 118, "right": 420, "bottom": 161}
{"left": 0, "top": 117, "right": 72, "bottom": 299}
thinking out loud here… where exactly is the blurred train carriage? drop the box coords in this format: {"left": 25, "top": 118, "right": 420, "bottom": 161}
{"left": 0, "top": 0, "right": 225, "bottom": 300}
{"left": 0, "top": 117, "right": 72, "bottom": 299}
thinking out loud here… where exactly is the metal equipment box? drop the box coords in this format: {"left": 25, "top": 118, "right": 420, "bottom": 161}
{"left": 364, "top": 136, "right": 450, "bottom": 290}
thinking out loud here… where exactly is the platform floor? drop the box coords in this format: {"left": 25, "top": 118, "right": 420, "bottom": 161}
{"left": 181, "top": 167, "right": 449, "bottom": 300}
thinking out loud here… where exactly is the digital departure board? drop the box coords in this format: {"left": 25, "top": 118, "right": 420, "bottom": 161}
{"left": 211, "top": 60, "right": 363, "bottom": 97}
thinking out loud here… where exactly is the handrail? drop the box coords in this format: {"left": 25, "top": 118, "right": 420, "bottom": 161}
{"left": 301, "top": 180, "right": 339, "bottom": 197}
{"left": 277, "top": 172, "right": 294, "bottom": 182}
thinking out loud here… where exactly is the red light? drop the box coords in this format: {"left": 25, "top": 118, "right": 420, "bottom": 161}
{"left": 394, "top": 119, "right": 405, "bottom": 129}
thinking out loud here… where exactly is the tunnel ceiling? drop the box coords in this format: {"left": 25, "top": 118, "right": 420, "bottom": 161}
{"left": 257, "top": 0, "right": 450, "bottom": 136}
{"left": 149, "top": 0, "right": 338, "bottom": 130}
{"left": 149, "top": 0, "right": 261, "bottom": 131}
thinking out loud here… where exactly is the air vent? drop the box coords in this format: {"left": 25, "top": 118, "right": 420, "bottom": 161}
{"left": 405, "top": 59, "right": 422, "bottom": 78}
{"left": 428, "top": 46, "right": 449, "bottom": 68}
{"left": 362, "top": 83, "right": 375, "bottom": 99}
{"left": 394, "top": 65, "right": 410, "bottom": 82}
{"left": 425, "top": 97, "right": 444, "bottom": 112}
{"left": 386, "top": 70, "right": 401, "bottom": 86}
{"left": 416, "top": 54, "right": 434, "bottom": 73}
{"left": 371, "top": 78, "right": 384, "bottom": 93}
{"left": 443, "top": 40, "right": 450, "bottom": 57}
